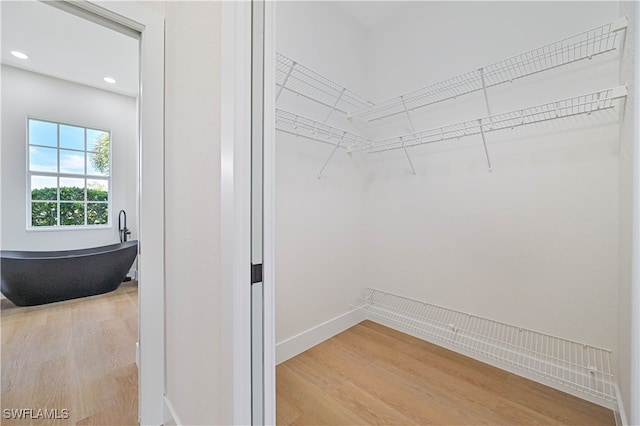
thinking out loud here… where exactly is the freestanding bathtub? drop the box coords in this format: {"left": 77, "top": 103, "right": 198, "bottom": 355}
{"left": 1, "top": 240, "right": 138, "bottom": 306}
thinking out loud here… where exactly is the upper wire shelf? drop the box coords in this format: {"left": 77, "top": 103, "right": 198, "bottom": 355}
{"left": 349, "top": 18, "right": 628, "bottom": 122}
{"left": 359, "top": 86, "right": 627, "bottom": 154}
{"left": 276, "top": 52, "right": 375, "bottom": 114}
{"left": 276, "top": 108, "right": 375, "bottom": 152}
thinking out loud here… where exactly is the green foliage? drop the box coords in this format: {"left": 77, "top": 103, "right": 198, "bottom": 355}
{"left": 31, "top": 187, "right": 109, "bottom": 227}
{"left": 87, "top": 188, "right": 108, "bottom": 202}
{"left": 31, "top": 187, "right": 57, "bottom": 201}
{"left": 31, "top": 202, "right": 57, "bottom": 226}
{"left": 61, "top": 202, "right": 85, "bottom": 225}
{"left": 90, "top": 134, "right": 110, "bottom": 175}
{"left": 88, "top": 203, "right": 108, "bottom": 225}
{"left": 60, "top": 187, "right": 84, "bottom": 201}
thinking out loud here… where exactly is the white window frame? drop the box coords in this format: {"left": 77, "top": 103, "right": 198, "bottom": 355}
{"left": 26, "top": 117, "right": 112, "bottom": 230}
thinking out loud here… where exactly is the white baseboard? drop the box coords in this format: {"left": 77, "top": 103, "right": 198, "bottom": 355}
{"left": 276, "top": 309, "right": 364, "bottom": 365}
{"left": 614, "top": 384, "right": 628, "bottom": 426}
{"left": 163, "top": 396, "right": 181, "bottom": 426}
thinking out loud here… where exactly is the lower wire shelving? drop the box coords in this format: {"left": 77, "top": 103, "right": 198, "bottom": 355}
{"left": 352, "top": 287, "right": 616, "bottom": 404}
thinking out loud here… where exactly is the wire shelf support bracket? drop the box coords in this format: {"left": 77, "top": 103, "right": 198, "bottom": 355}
{"left": 317, "top": 132, "right": 346, "bottom": 179}
{"left": 352, "top": 288, "right": 617, "bottom": 404}
{"left": 400, "top": 96, "right": 419, "bottom": 175}
{"left": 349, "top": 17, "right": 628, "bottom": 122}
{"left": 479, "top": 68, "right": 494, "bottom": 172}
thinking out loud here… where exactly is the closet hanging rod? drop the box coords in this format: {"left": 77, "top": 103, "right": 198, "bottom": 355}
{"left": 275, "top": 108, "right": 375, "bottom": 152}
{"left": 276, "top": 53, "right": 375, "bottom": 114}
{"left": 349, "top": 17, "right": 628, "bottom": 122}
{"left": 358, "top": 86, "right": 627, "bottom": 154}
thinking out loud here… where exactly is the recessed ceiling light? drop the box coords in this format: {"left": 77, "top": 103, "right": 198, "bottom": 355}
{"left": 103, "top": 77, "right": 116, "bottom": 84}
{"left": 10, "top": 51, "right": 29, "bottom": 60}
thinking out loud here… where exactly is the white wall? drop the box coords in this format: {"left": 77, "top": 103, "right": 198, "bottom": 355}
{"left": 363, "top": 1, "right": 621, "bottom": 351}
{"left": 275, "top": 1, "right": 369, "bottom": 344}
{"left": 276, "top": 0, "right": 625, "bottom": 361}
{"left": 163, "top": 2, "right": 223, "bottom": 425}
{"left": 0, "top": 65, "right": 137, "bottom": 250}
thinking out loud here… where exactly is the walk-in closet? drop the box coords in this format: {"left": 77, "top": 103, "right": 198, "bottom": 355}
{"left": 272, "top": 1, "right": 636, "bottom": 424}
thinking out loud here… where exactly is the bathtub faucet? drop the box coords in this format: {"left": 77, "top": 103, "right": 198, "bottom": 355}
{"left": 118, "top": 210, "right": 131, "bottom": 243}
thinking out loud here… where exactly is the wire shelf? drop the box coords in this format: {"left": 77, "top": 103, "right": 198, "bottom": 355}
{"left": 276, "top": 53, "right": 374, "bottom": 114}
{"left": 361, "top": 86, "right": 627, "bottom": 154}
{"left": 349, "top": 18, "right": 628, "bottom": 122}
{"left": 276, "top": 108, "right": 375, "bottom": 152}
{"left": 352, "top": 288, "right": 616, "bottom": 403}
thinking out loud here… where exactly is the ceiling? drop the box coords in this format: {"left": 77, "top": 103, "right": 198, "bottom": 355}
{"left": 336, "top": 1, "right": 407, "bottom": 29}
{"left": 0, "top": 0, "right": 403, "bottom": 98}
{"left": 1, "top": 0, "right": 139, "bottom": 97}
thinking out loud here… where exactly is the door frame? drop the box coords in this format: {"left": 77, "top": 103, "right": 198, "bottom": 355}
{"left": 220, "top": 1, "right": 276, "bottom": 424}
{"left": 57, "top": 2, "right": 166, "bottom": 424}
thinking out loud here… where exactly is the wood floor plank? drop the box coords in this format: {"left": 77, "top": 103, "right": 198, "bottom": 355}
{"left": 277, "top": 320, "right": 615, "bottom": 426}
{"left": 1, "top": 281, "right": 138, "bottom": 425}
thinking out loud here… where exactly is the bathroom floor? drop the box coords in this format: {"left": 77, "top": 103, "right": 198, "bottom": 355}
{"left": 277, "top": 320, "right": 615, "bottom": 425}
{"left": 1, "top": 281, "right": 138, "bottom": 425}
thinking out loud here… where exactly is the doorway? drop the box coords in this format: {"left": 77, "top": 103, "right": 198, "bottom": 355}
{"left": 0, "top": 1, "right": 164, "bottom": 424}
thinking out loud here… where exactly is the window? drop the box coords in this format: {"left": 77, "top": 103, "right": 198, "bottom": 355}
{"left": 28, "top": 118, "right": 110, "bottom": 228}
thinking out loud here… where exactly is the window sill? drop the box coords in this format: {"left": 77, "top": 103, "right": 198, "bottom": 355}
{"left": 26, "top": 225, "right": 112, "bottom": 232}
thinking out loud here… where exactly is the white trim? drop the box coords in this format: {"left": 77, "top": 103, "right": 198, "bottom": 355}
{"left": 631, "top": 2, "right": 640, "bottom": 423}
{"left": 221, "top": 2, "right": 252, "bottom": 425}
{"left": 86, "top": 2, "right": 166, "bottom": 425}
{"left": 263, "top": 1, "right": 276, "bottom": 424}
{"left": 615, "top": 384, "right": 628, "bottom": 426}
{"left": 276, "top": 311, "right": 365, "bottom": 365}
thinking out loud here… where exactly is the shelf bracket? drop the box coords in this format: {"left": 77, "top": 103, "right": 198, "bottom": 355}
{"left": 400, "top": 136, "right": 417, "bottom": 176}
{"left": 317, "top": 131, "right": 346, "bottom": 179}
{"left": 323, "top": 88, "right": 345, "bottom": 123}
{"left": 276, "top": 61, "right": 296, "bottom": 101}
{"left": 478, "top": 119, "right": 493, "bottom": 172}
{"left": 400, "top": 95, "right": 419, "bottom": 132}
{"left": 479, "top": 68, "right": 493, "bottom": 124}
{"left": 479, "top": 69, "right": 494, "bottom": 172}
{"left": 400, "top": 96, "right": 426, "bottom": 169}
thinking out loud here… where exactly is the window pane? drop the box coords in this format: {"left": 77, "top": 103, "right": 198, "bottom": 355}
{"left": 86, "top": 129, "right": 109, "bottom": 151}
{"left": 59, "top": 150, "right": 85, "bottom": 174}
{"left": 87, "top": 179, "right": 108, "bottom": 201}
{"left": 60, "top": 178, "right": 85, "bottom": 201}
{"left": 31, "top": 202, "right": 57, "bottom": 226}
{"left": 27, "top": 121, "right": 111, "bottom": 229}
{"left": 87, "top": 131, "right": 110, "bottom": 176}
{"left": 31, "top": 176, "right": 57, "bottom": 200}
{"left": 87, "top": 203, "right": 108, "bottom": 225}
{"left": 60, "top": 125, "right": 84, "bottom": 150}
{"left": 29, "top": 146, "right": 58, "bottom": 172}
{"left": 60, "top": 202, "right": 85, "bottom": 226}
{"left": 29, "top": 120, "right": 57, "bottom": 147}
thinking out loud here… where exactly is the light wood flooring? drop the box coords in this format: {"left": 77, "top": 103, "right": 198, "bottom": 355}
{"left": 1, "top": 282, "right": 138, "bottom": 425}
{"left": 277, "top": 320, "right": 615, "bottom": 425}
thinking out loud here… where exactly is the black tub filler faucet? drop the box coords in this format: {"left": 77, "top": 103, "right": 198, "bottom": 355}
{"left": 118, "top": 210, "right": 131, "bottom": 243}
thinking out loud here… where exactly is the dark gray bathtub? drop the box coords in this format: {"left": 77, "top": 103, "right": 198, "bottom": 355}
{"left": 1, "top": 240, "right": 138, "bottom": 306}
